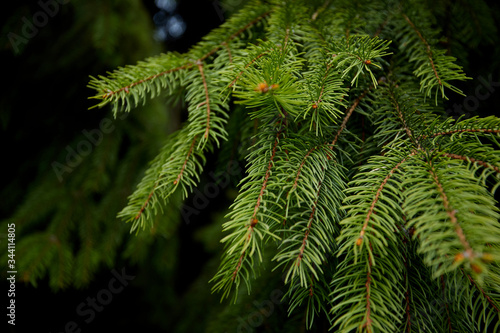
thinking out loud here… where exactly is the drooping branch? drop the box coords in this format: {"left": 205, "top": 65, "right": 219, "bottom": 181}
{"left": 102, "top": 10, "right": 271, "bottom": 99}
{"left": 135, "top": 188, "right": 156, "bottom": 220}
{"left": 363, "top": 263, "right": 373, "bottom": 331}
{"left": 427, "top": 160, "right": 473, "bottom": 255}
{"left": 402, "top": 13, "right": 442, "bottom": 86}
{"left": 232, "top": 126, "right": 283, "bottom": 280}
{"left": 101, "top": 63, "right": 192, "bottom": 99}
{"left": 134, "top": 136, "right": 198, "bottom": 221}
{"left": 292, "top": 146, "right": 317, "bottom": 191}
{"left": 296, "top": 180, "right": 322, "bottom": 267}
{"left": 461, "top": 268, "right": 500, "bottom": 314}
{"left": 387, "top": 87, "right": 420, "bottom": 148}
{"left": 356, "top": 152, "right": 415, "bottom": 246}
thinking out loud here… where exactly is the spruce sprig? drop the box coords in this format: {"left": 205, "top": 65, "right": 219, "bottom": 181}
{"left": 83, "top": 0, "right": 500, "bottom": 330}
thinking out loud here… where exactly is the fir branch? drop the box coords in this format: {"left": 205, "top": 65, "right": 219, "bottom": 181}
{"left": 78, "top": 1, "right": 500, "bottom": 330}
{"left": 300, "top": 53, "right": 348, "bottom": 135}
{"left": 403, "top": 154, "right": 500, "bottom": 279}
{"left": 117, "top": 127, "right": 208, "bottom": 232}
{"left": 273, "top": 136, "right": 344, "bottom": 328}
{"left": 399, "top": 236, "right": 443, "bottom": 332}
{"left": 88, "top": 1, "right": 271, "bottom": 114}
{"left": 332, "top": 149, "right": 410, "bottom": 332}
{"left": 402, "top": 13, "right": 442, "bottom": 86}
{"left": 462, "top": 269, "right": 500, "bottom": 314}
{"left": 427, "top": 160, "right": 473, "bottom": 254}
{"left": 96, "top": 62, "right": 191, "bottom": 102}
{"left": 421, "top": 115, "right": 500, "bottom": 141}
{"left": 174, "top": 136, "right": 198, "bottom": 186}
{"left": 251, "top": 134, "right": 279, "bottom": 220}
{"left": 394, "top": 8, "right": 469, "bottom": 102}
{"left": 419, "top": 115, "right": 500, "bottom": 192}
{"left": 386, "top": 85, "right": 421, "bottom": 148}
{"left": 330, "top": 89, "right": 368, "bottom": 148}
{"left": 329, "top": 36, "right": 392, "bottom": 87}
{"left": 440, "top": 152, "right": 500, "bottom": 175}
{"left": 211, "top": 123, "right": 285, "bottom": 301}
{"left": 134, "top": 184, "right": 160, "bottom": 222}
{"left": 274, "top": 143, "right": 342, "bottom": 286}
{"left": 228, "top": 51, "right": 268, "bottom": 89}
{"left": 354, "top": 151, "right": 415, "bottom": 249}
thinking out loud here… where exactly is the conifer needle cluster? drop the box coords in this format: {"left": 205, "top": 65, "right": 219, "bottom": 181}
{"left": 87, "top": 0, "right": 500, "bottom": 331}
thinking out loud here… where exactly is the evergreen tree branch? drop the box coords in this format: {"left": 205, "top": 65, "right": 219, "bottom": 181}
{"left": 427, "top": 160, "right": 473, "bottom": 254}
{"left": 330, "top": 89, "right": 369, "bottom": 147}
{"left": 386, "top": 84, "right": 421, "bottom": 148}
{"left": 211, "top": 122, "right": 285, "bottom": 301}
{"left": 403, "top": 154, "right": 500, "bottom": 280}
{"left": 77, "top": 1, "right": 500, "bottom": 329}
{"left": 300, "top": 51, "right": 348, "bottom": 135}
{"left": 118, "top": 128, "right": 208, "bottom": 232}
{"left": 354, "top": 151, "right": 415, "bottom": 249}
{"left": 332, "top": 149, "right": 411, "bottom": 332}
{"left": 173, "top": 136, "right": 198, "bottom": 186}
{"left": 440, "top": 152, "right": 500, "bottom": 175}
{"left": 402, "top": 13, "right": 442, "bottom": 87}
{"left": 274, "top": 143, "right": 342, "bottom": 285}
{"left": 273, "top": 135, "right": 344, "bottom": 328}
{"left": 394, "top": 8, "right": 469, "bottom": 102}
{"left": 462, "top": 268, "right": 500, "bottom": 314}
{"left": 329, "top": 36, "right": 392, "bottom": 87}
{"left": 399, "top": 236, "right": 442, "bottom": 332}
{"left": 88, "top": 1, "right": 271, "bottom": 114}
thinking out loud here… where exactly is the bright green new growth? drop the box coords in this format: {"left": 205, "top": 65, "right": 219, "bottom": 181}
{"left": 88, "top": 0, "right": 500, "bottom": 331}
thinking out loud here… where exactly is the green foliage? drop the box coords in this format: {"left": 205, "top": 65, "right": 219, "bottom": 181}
{"left": 87, "top": 0, "right": 500, "bottom": 330}
{"left": 0, "top": 0, "right": 179, "bottom": 291}
{"left": 9, "top": 0, "right": 500, "bottom": 331}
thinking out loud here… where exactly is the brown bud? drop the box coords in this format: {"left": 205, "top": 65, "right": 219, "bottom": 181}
{"left": 471, "top": 263, "right": 482, "bottom": 274}
{"left": 454, "top": 253, "right": 464, "bottom": 264}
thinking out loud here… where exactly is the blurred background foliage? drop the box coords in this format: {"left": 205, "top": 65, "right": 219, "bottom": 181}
{"left": 1, "top": 0, "right": 500, "bottom": 332}
{"left": 1, "top": 0, "right": 226, "bottom": 331}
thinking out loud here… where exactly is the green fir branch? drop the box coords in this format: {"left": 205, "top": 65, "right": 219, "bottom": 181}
{"left": 394, "top": 7, "right": 470, "bottom": 103}
{"left": 210, "top": 122, "right": 286, "bottom": 301}
{"left": 78, "top": 0, "right": 500, "bottom": 330}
